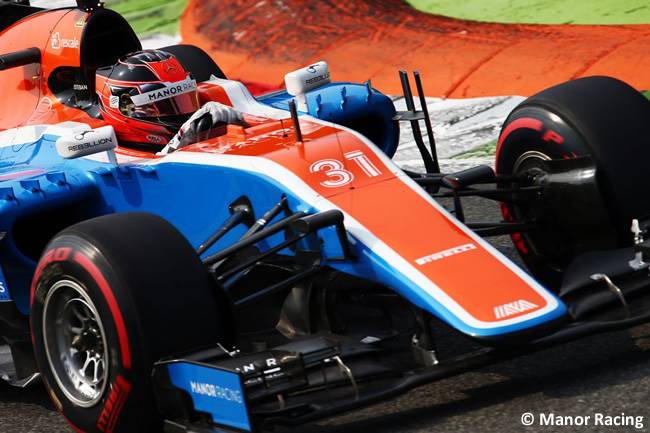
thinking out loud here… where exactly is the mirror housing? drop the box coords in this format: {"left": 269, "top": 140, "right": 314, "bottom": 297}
{"left": 284, "top": 61, "right": 331, "bottom": 112}
{"left": 56, "top": 125, "right": 119, "bottom": 168}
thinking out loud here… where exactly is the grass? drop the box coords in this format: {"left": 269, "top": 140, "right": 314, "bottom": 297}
{"left": 450, "top": 139, "right": 498, "bottom": 159}
{"left": 108, "top": 0, "right": 188, "bottom": 36}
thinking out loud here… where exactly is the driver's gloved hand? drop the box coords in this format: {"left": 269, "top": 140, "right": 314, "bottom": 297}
{"left": 159, "top": 102, "right": 242, "bottom": 154}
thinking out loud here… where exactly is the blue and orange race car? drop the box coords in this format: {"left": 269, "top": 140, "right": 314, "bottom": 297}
{"left": 1, "top": 1, "right": 650, "bottom": 432}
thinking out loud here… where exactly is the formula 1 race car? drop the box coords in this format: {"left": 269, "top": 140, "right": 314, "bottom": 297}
{"left": 2, "top": 1, "right": 650, "bottom": 433}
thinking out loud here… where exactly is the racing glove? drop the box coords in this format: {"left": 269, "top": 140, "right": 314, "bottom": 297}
{"left": 159, "top": 102, "right": 243, "bottom": 154}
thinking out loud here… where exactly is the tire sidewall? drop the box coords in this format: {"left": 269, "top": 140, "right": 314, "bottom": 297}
{"left": 496, "top": 105, "right": 592, "bottom": 287}
{"left": 499, "top": 76, "right": 650, "bottom": 245}
{"left": 496, "top": 105, "right": 587, "bottom": 174}
{"left": 31, "top": 235, "right": 153, "bottom": 433}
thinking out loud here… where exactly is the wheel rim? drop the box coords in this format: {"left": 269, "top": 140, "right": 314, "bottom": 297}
{"left": 43, "top": 279, "right": 108, "bottom": 407}
{"left": 510, "top": 150, "right": 568, "bottom": 279}
{"left": 512, "top": 150, "right": 551, "bottom": 174}
{"left": 511, "top": 150, "right": 552, "bottom": 234}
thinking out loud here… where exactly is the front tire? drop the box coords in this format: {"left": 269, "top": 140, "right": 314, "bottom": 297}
{"left": 31, "top": 212, "right": 229, "bottom": 432}
{"left": 497, "top": 76, "right": 650, "bottom": 289}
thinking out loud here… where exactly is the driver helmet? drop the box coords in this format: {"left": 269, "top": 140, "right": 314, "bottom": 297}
{"left": 95, "top": 49, "right": 200, "bottom": 146}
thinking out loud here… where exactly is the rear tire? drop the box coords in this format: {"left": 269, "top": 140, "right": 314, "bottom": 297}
{"left": 31, "top": 212, "right": 230, "bottom": 433}
{"left": 497, "top": 76, "right": 650, "bottom": 288}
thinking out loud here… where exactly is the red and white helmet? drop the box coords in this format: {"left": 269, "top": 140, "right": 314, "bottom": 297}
{"left": 95, "top": 50, "right": 200, "bottom": 146}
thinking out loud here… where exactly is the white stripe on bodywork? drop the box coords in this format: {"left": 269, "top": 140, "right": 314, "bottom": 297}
{"left": 304, "top": 115, "right": 559, "bottom": 306}
{"left": 2, "top": 88, "right": 560, "bottom": 331}
{"left": 145, "top": 144, "right": 559, "bottom": 331}
{"left": 0, "top": 122, "right": 91, "bottom": 148}
{"left": 203, "top": 76, "right": 291, "bottom": 120}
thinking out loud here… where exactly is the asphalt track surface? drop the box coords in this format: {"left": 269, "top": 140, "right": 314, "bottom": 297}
{"left": 3, "top": 196, "right": 650, "bottom": 432}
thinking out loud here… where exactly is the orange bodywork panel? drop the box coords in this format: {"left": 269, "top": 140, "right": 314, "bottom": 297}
{"left": 0, "top": 9, "right": 95, "bottom": 131}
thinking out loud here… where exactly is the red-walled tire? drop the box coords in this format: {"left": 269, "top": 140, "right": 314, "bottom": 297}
{"left": 497, "top": 76, "right": 650, "bottom": 289}
{"left": 30, "top": 212, "right": 230, "bottom": 433}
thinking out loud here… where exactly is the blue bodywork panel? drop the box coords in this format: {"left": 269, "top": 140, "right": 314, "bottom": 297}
{"left": 0, "top": 80, "right": 565, "bottom": 339}
{"left": 257, "top": 82, "right": 400, "bottom": 157}
{"left": 167, "top": 362, "right": 251, "bottom": 432}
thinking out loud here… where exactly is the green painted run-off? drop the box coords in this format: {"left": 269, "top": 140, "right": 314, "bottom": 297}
{"left": 406, "top": 0, "right": 650, "bottom": 24}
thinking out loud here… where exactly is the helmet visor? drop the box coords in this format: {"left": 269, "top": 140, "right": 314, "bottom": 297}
{"left": 122, "top": 91, "right": 200, "bottom": 118}
{"left": 119, "top": 76, "right": 200, "bottom": 118}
